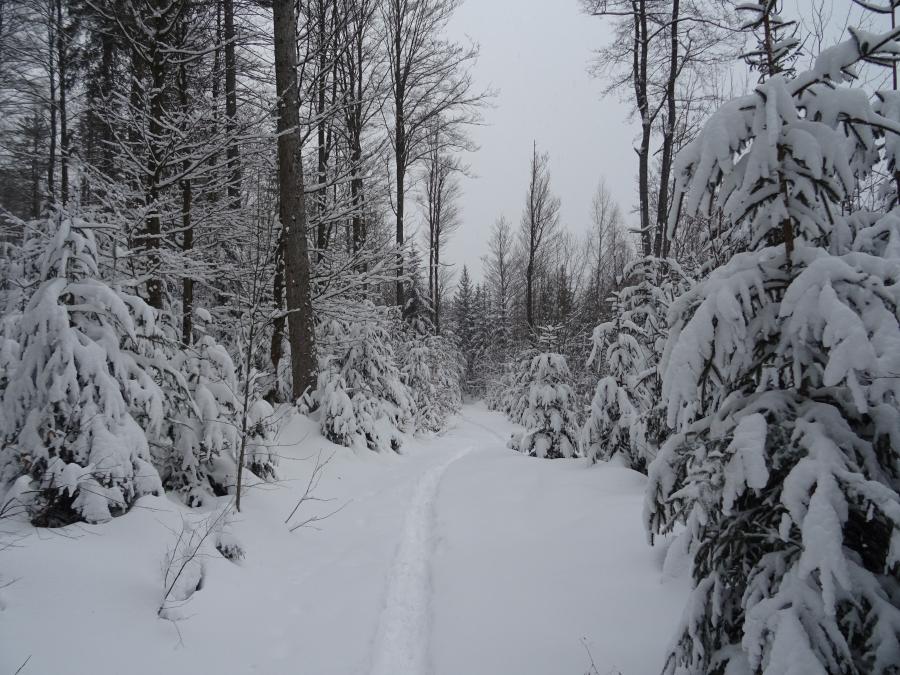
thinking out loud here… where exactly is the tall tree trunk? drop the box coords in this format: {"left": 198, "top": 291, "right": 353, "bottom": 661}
{"left": 350, "top": 141, "right": 365, "bottom": 254}
{"left": 525, "top": 259, "right": 534, "bottom": 330}
{"left": 47, "top": 6, "right": 56, "bottom": 204}
{"left": 56, "top": 0, "right": 68, "bottom": 205}
{"left": 394, "top": 15, "right": 406, "bottom": 310}
{"left": 655, "top": 0, "right": 679, "bottom": 258}
{"left": 395, "top": 146, "right": 405, "bottom": 307}
{"left": 224, "top": 0, "right": 241, "bottom": 210}
{"left": 347, "top": 23, "right": 366, "bottom": 264}
{"left": 428, "top": 216, "right": 434, "bottom": 310}
{"left": 634, "top": 0, "right": 652, "bottom": 256}
{"left": 98, "top": 30, "right": 115, "bottom": 179}
{"left": 271, "top": 242, "right": 285, "bottom": 371}
{"left": 179, "top": 24, "right": 193, "bottom": 345}
{"left": 315, "top": 2, "right": 329, "bottom": 255}
{"left": 144, "top": 2, "right": 167, "bottom": 310}
{"left": 434, "top": 231, "right": 441, "bottom": 334}
{"left": 31, "top": 111, "right": 41, "bottom": 218}
{"left": 273, "top": 0, "right": 318, "bottom": 401}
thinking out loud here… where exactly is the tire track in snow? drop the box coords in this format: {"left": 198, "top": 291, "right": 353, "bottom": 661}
{"left": 368, "top": 446, "right": 472, "bottom": 675}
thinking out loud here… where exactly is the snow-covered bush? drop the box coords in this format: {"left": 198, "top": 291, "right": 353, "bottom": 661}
{"left": 430, "top": 335, "right": 465, "bottom": 420}
{"left": 401, "top": 342, "right": 442, "bottom": 432}
{"left": 401, "top": 332, "right": 464, "bottom": 434}
{"left": 509, "top": 353, "right": 581, "bottom": 459}
{"left": 242, "top": 398, "right": 278, "bottom": 482}
{"left": 645, "top": 25, "right": 900, "bottom": 674}
{"left": 584, "top": 316, "right": 642, "bottom": 466}
{"left": 0, "top": 211, "right": 163, "bottom": 525}
{"left": 159, "top": 336, "right": 241, "bottom": 506}
{"left": 316, "top": 314, "right": 415, "bottom": 451}
{"left": 582, "top": 376, "right": 634, "bottom": 466}
{"left": 584, "top": 257, "right": 690, "bottom": 472}
{"left": 488, "top": 347, "right": 538, "bottom": 424}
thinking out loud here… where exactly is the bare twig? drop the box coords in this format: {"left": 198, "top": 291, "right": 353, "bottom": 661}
{"left": 284, "top": 450, "right": 336, "bottom": 525}
{"left": 158, "top": 503, "right": 233, "bottom": 615}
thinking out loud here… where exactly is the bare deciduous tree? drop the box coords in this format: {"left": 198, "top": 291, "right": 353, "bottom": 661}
{"left": 382, "top": 0, "right": 484, "bottom": 306}
{"left": 519, "top": 142, "right": 560, "bottom": 332}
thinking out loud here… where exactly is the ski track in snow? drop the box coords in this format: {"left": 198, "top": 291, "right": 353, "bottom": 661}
{"left": 459, "top": 413, "right": 508, "bottom": 444}
{"left": 368, "top": 446, "right": 473, "bottom": 675}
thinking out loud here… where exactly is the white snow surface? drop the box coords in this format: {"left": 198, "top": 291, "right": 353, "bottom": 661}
{"left": 0, "top": 404, "right": 688, "bottom": 675}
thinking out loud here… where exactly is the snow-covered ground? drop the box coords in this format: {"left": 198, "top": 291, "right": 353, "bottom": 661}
{"left": 0, "top": 404, "right": 688, "bottom": 675}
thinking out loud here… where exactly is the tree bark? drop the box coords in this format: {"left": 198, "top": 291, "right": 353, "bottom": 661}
{"left": 144, "top": 0, "right": 167, "bottom": 310}
{"left": 634, "top": 0, "right": 652, "bottom": 257}
{"left": 47, "top": 7, "right": 56, "bottom": 204}
{"left": 434, "top": 228, "right": 441, "bottom": 334}
{"left": 315, "top": 1, "right": 330, "bottom": 255}
{"left": 30, "top": 111, "right": 41, "bottom": 218}
{"left": 179, "top": 23, "right": 193, "bottom": 346}
{"left": 655, "top": 0, "right": 679, "bottom": 258}
{"left": 224, "top": 0, "right": 241, "bottom": 210}
{"left": 271, "top": 241, "right": 285, "bottom": 370}
{"left": 273, "top": 0, "right": 318, "bottom": 401}
{"left": 395, "top": 143, "right": 406, "bottom": 307}
{"left": 56, "top": 0, "right": 68, "bottom": 205}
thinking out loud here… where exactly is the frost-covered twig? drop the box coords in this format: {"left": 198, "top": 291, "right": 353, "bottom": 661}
{"left": 284, "top": 450, "right": 349, "bottom": 531}
{"left": 158, "top": 504, "right": 232, "bottom": 616}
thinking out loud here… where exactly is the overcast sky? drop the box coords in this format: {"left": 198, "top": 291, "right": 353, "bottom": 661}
{"left": 434, "top": 0, "right": 639, "bottom": 283}
{"left": 430, "top": 0, "right": 884, "bottom": 286}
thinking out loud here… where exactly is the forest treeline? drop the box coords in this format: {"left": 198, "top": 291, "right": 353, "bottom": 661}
{"left": 1, "top": 0, "right": 900, "bottom": 673}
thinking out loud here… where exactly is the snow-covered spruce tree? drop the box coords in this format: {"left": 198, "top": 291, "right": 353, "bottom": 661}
{"left": 491, "top": 346, "right": 538, "bottom": 424}
{"left": 584, "top": 257, "right": 691, "bottom": 471}
{"left": 402, "top": 340, "right": 443, "bottom": 433}
{"left": 0, "top": 210, "right": 163, "bottom": 525}
{"left": 645, "top": 22, "right": 900, "bottom": 674}
{"left": 583, "top": 375, "right": 635, "bottom": 466}
{"left": 584, "top": 304, "right": 641, "bottom": 466}
{"left": 509, "top": 353, "right": 582, "bottom": 459}
{"left": 451, "top": 265, "right": 480, "bottom": 394}
{"left": 242, "top": 397, "right": 279, "bottom": 482}
{"left": 159, "top": 336, "right": 241, "bottom": 506}
{"left": 316, "top": 312, "right": 415, "bottom": 452}
{"left": 431, "top": 334, "right": 465, "bottom": 419}
{"left": 401, "top": 332, "right": 463, "bottom": 433}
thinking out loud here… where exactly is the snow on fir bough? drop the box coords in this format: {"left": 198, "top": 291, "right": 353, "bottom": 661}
{"left": 645, "top": 12, "right": 900, "bottom": 674}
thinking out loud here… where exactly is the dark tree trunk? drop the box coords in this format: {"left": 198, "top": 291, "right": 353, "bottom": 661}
{"left": 144, "top": 1, "right": 167, "bottom": 310}
{"left": 273, "top": 0, "right": 318, "bottom": 401}
{"left": 56, "top": 0, "right": 68, "bottom": 205}
{"left": 271, "top": 241, "right": 285, "bottom": 371}
{"left": 634, "top": 0, "right": 652, "bottom": 256}
{"left": 315, "top": 3, "right": 329, "bottom": 255}
{"left": 395, "top": 145, "right": 405, "bottom": 307}
{"left": 47, "top": 14, "right": 56, "bottom": 204}
{"left": 350, "top": 144, "right": 365, "bottom": 254}
{"left": 224, "top": 0, "right": 242, "bottom": 210}
{"left": 525, "top": 260, "right": 534, "bottom": 329}
{"left": 434, "top": 231, "right": 441, "bottom": 334}
{"left": 30, "top": 112, "right": 41, "bottom": 218}
{"left": 179, "top": 23, "right": 193, "bottom": 345}
{"left": 655, "top": 0, "right": 679, "bottom": 258}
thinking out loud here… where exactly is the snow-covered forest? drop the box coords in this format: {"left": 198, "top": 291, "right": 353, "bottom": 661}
{"left": 1, "top": 0, "right": 899, "bottom": 673}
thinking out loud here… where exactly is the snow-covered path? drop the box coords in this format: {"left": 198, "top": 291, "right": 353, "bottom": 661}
{"left": 368, "top": 446, "right": 471, "bottom": 675}
{"left": 0, "top": 404, "right": 688, "bottom": 675}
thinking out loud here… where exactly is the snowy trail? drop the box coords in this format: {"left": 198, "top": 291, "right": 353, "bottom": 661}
{"left": 0, "top": 405, "right": 689, "bottom": 675}
{"left": 368, "top": 446, "right": 473, "bottom": 675}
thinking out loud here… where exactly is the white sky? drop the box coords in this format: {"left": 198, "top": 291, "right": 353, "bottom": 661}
{"left": 432, "top": 0, "right": 886, "bottom": 285}
{"left": 437, "top": 0, "right": 639, "bottom": 283}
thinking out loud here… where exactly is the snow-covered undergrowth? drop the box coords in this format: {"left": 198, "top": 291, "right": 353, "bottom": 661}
{"left": 0, "top": 404, "right": 687, "bottom": 675}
